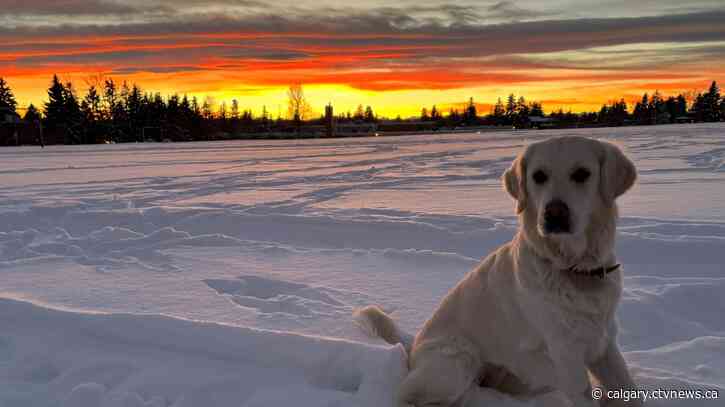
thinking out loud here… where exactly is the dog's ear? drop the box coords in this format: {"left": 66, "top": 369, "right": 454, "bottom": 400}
{"left": 503, "top": 154, "right": 527, "bottom": 214}
{"left": 599, "top": 141, "right": 636, "bottom": 206}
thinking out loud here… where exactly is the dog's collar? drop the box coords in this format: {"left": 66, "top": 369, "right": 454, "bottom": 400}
{"left": 566, "top": 263, "right": 620, "bottom": 279}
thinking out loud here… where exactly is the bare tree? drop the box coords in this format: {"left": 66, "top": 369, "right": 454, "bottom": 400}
{"left": 218, "top": 101, "right": 227, "bottom": 121}
{"left": 287, "top": 84, "right": 312, "bottom": 122}
{"left": 202, "top": 96, "right": 215, "bottom": 120}
{"left": 231, "top": 99, "right": 239, "bottom": 120}
{"left": 83, "top": 72, "right": 106, "bottom": 92}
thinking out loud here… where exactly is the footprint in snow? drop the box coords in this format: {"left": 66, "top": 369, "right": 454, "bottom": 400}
{"left": 204, "top": 275, "right": 351, "bottom": 319}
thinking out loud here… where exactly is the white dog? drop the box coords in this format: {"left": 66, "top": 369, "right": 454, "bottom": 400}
{"left": 355, "top": 136, "right": 641, "bottom": 407}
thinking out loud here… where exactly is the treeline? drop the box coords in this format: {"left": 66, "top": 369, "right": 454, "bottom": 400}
{"left": 1, "top": 75, "right": 725, "bottom": 145}
{"left": 419, "top": 96, "right": 544, "bottom": 128}
{"left": 7, "top": 75, "right": 273, "bottom": 144}
{"left": 586, "top": 83, "right": 722, "bottom": 126}
{"left": 417, "top": 82, "right": 724, "bottom": 128}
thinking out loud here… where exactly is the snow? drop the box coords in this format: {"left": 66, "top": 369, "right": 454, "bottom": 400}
{"left": 1, "top": 123, "right": 724, "bottom": 406}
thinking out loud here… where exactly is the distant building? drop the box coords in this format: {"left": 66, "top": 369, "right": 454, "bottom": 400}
{"left": 675, "top": 115, "right": 694, "bottom": 124}
{"left": 0, "top": 106, "right": 21, "bottom": 125}
{"left": 335, "top": 122, "right": 377, "bottom": 136}
{"left": 528, "top": 116, "right": 555, "bottom": 129}
{"left": 377, "top": 120, "right": 436, "bottom": 134}
{"left": 0, "top": 106, "right": 24, "bottom": 146}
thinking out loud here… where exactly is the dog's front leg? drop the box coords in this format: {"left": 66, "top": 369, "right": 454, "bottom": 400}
{"left": 549, "top": 344, "right": 600, "bottom": 407}
{"left": 398, "top": 348, "right": 478, "bottom": 407}
{"left": 588, "top": 341, "right": 643, "bottom": 407}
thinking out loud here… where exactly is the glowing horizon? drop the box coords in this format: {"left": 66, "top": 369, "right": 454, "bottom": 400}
{"left": 3, "top": 1, "right": 725, "bottom": 118}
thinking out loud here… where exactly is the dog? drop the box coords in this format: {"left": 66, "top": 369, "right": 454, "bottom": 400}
{"left": 355, "top": 136, "right": 641, "bottom": 406}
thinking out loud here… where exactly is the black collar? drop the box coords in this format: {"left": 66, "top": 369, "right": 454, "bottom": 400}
{"left": 566, "top": 263, "right": 620, "bottom": 279}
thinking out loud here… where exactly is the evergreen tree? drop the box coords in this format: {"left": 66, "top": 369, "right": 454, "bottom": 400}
{"left": 219, "top": 101, "right": 228, "bottom": 121}
{"left": 676, "top": 94, "right": 688, "bottom": 119}
{"left": 514, "top": 96, "right": 529, "bottom": 127}
{"left": 430, "top": 105, "right": 440, "bottom": 122}
{"left": 191, "top": 96, "right": 200, "bottom": 117}
{"left": 126, "top": 84, "right": 143, "bottom": 141}
{"left": 599, "top": 105, "right": 610, "bottom": 122}
{"left": 41, "top": 77, "right": 83, "bottom": 142}
{"left": 149, "top": 93, "right": 165, "bottom": 128}
{"left": 82, "top": 85, "right": 102, "bottom": 123}
{"left": 421, "top": 107, "right": 430, "bottom": 121}
{"left": 447, "top": 109, "right": 460, "bottom": 126}
{"left": 241, "top": 109, "right": 254, "bottom": 125}
{"left": 180, "top": 95, "right": 191, "bottom": 114}
{"left": 633, "top": 93, "right": 650, "bottom": 124}
{"left": 202, "top": 97, "right": 214, "bottom": 121}
{"left": 103, "top": 79, "right": 118, "bottom": 119}
{"left": 104, "top": 79, "right": 128, "bottom": 141}
{"left": 364, "top": 105, "right": 375, "bottom": 122}
{"left": 529, "top": 101, "right": 543, "bottom": 117}
{"left": 0, "top": 78, "right": 17, "bottom": 113}
{"left": 492, "top": 97, "right": 505, "bottom": 125}
{"left": 703, "top": 81, "right": 721, "bottom": 122}
{"left": 261, "top": 105, "right": 269, "bottom": 127}
{"left": 44, "top": 75, "right": 67, "bottom": 129}
{"left": 650, "top": 91, "right": 666, "bottom": 124}
{"left": 81, "top": 85, "right": 104, "bottom": 143}
{"left": 615, "top": 99, "right": 628, "bottom": 124}
{"left": 23, "top": 104, "right": 41, "bottom": 122}
{"left": 692, "top": 93, "right": 706, "bottom": 122}
{"left": 231, "top": 99, "right": 240, "bottom": 120}
{"left": 354, "top": 104, "right": 364, "bottom": 121}
{"left": 464, "top": 97, "right": 477, "bottom": 124}
{"left": 167, "top": 94, "right": 180, "bottom": 123}
{"left": 62, "top": 81, "right": 83, "bottom": 142}
{"left": 664, "top": 97, "right": 678, "bottom": 123}
{"left": 505, "top": 94, "right": 517, "bottom": 118}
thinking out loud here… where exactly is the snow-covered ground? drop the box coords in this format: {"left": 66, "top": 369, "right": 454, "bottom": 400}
{"left": 1, "top": 124, "right": 724, "bottom": 406}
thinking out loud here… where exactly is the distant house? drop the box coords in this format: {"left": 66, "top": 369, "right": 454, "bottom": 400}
{"left": 528, "top": 116, "right": 555, "bottom": 129}
{"left": 335, "top": 122, "right": 377, "bottom": 136}
{"left": 0, "top": 106, "right": 24, "bottom": 146}
{"left": 1, "top": 106, "right": 21, "bottom": 125}
{"left": 675, "top": 115, "right": 694, "bottom": 124}
{"left": 377, "top": 120, "right": 436, "bottom": 134}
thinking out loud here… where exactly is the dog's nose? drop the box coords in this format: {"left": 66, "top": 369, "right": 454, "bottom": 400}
{"left": 544, "top": 199, "right": 571, "bottom": 234}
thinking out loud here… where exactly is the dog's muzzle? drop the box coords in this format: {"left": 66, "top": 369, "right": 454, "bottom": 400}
{"left": 543, "top": 199, "right": 571, "bottom": 234}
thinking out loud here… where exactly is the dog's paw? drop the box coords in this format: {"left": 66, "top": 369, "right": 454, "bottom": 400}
{"left": 535, "top": 389, "right": 575, "bottom": 407}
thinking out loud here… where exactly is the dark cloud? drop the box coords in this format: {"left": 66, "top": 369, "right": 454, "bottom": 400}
{"left": 3, "top": 0, "right": 153, "bottom": 15}
{"left": 486, "top": 1, "right": 546, "bottom": 21}
{"left": 4, "top": 9, "right": 725, "bottom": 50}
{"left": 13, "top": 46, "right": 309, "bottom": 67}
{"left": 111, "top": 66, "right": 206, "bottom": 75}
{"left": 221, "top": 50, "right": 310, "bottom": 61}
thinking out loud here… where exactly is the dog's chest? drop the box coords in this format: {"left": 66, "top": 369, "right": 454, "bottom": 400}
{"left": 503, "top": 281, "right": 613, "bottom": 389}
{"left": 520, "top": 265, "right": 618, "bottom": 345}
{"left": 506, "top": 311, "right": 609, "bottom": 392}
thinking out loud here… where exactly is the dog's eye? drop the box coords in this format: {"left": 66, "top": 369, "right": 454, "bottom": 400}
{"left": 532, "top": 170, "right": 548, "bottom": 185}
{"left": 571, "top": 168, "right": 591, "bottom": 183}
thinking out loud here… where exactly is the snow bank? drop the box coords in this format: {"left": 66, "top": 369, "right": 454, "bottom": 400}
{"left": 0, "top": 297, "right": 407, "bottom": 406}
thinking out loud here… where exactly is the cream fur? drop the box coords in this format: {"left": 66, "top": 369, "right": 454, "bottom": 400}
{"left": 356, "top": 136, "right": 641, "bottom": 407}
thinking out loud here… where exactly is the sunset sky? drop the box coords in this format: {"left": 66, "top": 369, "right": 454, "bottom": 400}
{"left": 2, "top": 0, "right": 725, "bottom": 117}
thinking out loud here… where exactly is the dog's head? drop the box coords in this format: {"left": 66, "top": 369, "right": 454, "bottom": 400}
{"left": 503, "top": 136, "right": 636, "bottom": 259}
